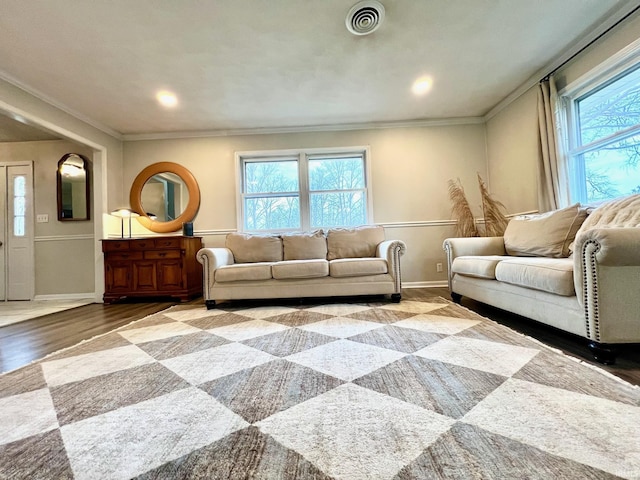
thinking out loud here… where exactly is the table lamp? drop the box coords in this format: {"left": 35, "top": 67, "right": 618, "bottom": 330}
{"left": 110, "top": 208, "right": 140, "bottom": 238}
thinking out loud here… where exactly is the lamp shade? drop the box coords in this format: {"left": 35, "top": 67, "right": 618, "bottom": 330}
{"left": 110, "top": 208, "right": 140, "bottom": 218}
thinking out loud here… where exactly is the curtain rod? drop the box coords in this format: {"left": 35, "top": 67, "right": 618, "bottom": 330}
{"left": 540, "top": 5, "right": 640, "bottom": 83}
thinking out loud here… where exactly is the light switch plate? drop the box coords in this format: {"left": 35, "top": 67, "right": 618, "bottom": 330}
{"left": 36, "top": 214, "right": 49, "bottom": 223}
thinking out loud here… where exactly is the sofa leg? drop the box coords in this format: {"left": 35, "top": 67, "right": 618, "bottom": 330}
{"left": 391, "top": 293, "right": 401, "bottom": 303}
{"left": 588, "top": 342, "right": 618, "bottom": 365}
{"left": 205, "top": 300, "right": 217, "bottom": 310}
{"left": 451, "top": 292, "right": 462, "bottom": 303}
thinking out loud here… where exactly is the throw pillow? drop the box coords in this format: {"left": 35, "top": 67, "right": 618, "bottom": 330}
{"left": 282, "top": 230, "right": 328, "bottom": 260}
{"left": 225, "top": 233, "right": 283, "bottom": 263}
{"left": 503, "top": 204, "right": 588, "bottom": 258}
{"left": 326, "top": 225, "right": 385, "bottom": 260}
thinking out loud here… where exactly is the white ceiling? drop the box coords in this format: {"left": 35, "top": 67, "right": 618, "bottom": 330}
{"left": 0, "top": 0, "right": 638, "bottom": 139}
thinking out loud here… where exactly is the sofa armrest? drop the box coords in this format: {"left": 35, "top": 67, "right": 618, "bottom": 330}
{"left": 377, "top": 240, "right": 407, "bottom": 293}
{"left": 196, "top": 248, "right": 234, "bottom": 300}
{"left": 442, "top": 236, "right": 506, "bottom": 258}
{"left": 442, "top": 237, "right": 506, "bottom": 291}
{"left": 574, "top": 227, "right": 640, "bottom": 342}
{"left": 575, "top": 227, "right": 640, "bottom": 266}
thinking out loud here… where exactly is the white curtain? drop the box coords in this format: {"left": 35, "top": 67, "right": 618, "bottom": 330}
{"left": 537, "top": 76, "right": 568, "bottom": 212}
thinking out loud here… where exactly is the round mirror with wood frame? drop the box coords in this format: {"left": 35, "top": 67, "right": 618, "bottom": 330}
{"left": 130, "top": 162, "right": 200, "bottom": 233}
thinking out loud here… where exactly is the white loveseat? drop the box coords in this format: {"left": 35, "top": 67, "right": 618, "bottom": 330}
{"left": 197, "top": 226, "right": 406, "bottom": 309}
{"left": 443, "top": 195, "right": 640, "bottom": 364}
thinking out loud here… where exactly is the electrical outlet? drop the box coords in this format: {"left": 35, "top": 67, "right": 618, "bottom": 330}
{"left": 36, "top": 214, "right": 49, "bottom": 223}
{"left": 436, "top": 262, "right": 443, "bottom": 273}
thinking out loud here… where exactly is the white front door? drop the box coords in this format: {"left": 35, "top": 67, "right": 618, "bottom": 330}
{"left": 1, "top": 162, "right": 34, "bottom": 300}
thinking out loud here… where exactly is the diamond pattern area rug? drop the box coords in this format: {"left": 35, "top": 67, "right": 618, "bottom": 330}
{"left": 1, "top": 297, "right": 640, "bottom": 479}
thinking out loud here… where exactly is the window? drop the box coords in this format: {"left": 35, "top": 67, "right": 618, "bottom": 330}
{"left": 13, "top": 175, "right": 26, "bottom": 237}
{"left": 564, "top": 59, "right": 640, "bottom": 204}
{"left": 238, "top": 148, "right": 371, "bottom": 232}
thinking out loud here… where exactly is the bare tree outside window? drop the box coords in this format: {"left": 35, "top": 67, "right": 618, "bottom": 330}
{"left": 241, "top": 151, "right": 369, "bottom": 232}
{"left": 309, "top": 157, "right": 366, "bottom": 228}
{"left": 574, "top": 65, "right": 640, "bottom": 203}
{"left": 243, "top": 160, "right": 300, "bottom": 230}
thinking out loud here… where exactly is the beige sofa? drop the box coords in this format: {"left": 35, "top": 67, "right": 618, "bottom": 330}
{"left": 443, "top": 195, "right": 640, "bottom": 364}
{"left": 197, "top": 226, "right": 406, "bottom": 309}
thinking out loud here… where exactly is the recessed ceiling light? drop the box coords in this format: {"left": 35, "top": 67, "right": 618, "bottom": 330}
{"left": 156, "top": 90, "right": 178, "bottom": 107}
{"left": 412, "top": 76, "right": 433, "bottom": 96}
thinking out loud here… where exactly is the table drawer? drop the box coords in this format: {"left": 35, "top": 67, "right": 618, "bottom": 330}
{"left": 154, "top": 237, "right": 183, "bottom": 249}
{"left": 145, "top": 250, "right": 181, "bottom": 260}
{"left": 105, "top": 251, "right": 144, "bottom": 261}
{"left": 102, "top": 241, "right": 131, "bottom": 252}
{"left": 130, "top": 239, "right": 156, "bottom": 250}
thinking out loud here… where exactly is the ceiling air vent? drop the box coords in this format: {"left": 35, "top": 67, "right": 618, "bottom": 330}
{"left": 346, "top": 1, "right": 385, "bottom": 36}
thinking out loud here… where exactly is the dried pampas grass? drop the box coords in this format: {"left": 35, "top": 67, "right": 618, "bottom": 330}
{"left": 448, "top": 178, "right": 479, "bottom": 237}
{"left": 477, "top": 173, "right": 509, "bottom": 236}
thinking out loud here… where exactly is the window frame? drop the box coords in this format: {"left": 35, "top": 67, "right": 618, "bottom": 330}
{"left": 235, "top": 146, "right": 373, "bottom": 233}
{"left": 559, "top": 38, "right": 640, "bottom": 205}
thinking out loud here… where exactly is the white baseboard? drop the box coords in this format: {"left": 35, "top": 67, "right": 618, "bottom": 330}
{"left": 403, "top": 281, "right": 448, "bottom": 289}
{"left": 33, "top": 293, "right": 96, "bottom": 301}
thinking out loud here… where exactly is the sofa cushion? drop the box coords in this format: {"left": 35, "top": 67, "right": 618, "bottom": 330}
{"left": 329, "top": 258, "right": 388, "bottom": 277}
{"left": 215, "top": 263, "right": 274, "bottom": 282}
{"left": 326, "top": 225, "right": 385, "bottom": 260}
{"left": 495, "top": 257, "right": 575, "bottom": 296}
{"left": 225, "top": 233, "right": 283, "bottom": 263}
{"left": 282, "top": 230, "right": 327, "bottom": 260}
{"left": 272, "top": 259, "right": 329, "bottom": 279}
{"left": 451, "top": 256, "right": 510, "bottom": 279}
{"left": 503, "top": 204, "right": 588, "bottom": 258}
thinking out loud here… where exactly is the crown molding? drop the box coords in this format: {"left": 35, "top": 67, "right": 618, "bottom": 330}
{"left": 0, "top": 70, "right": 123, "bottom": 141}
{"left": 484, "top": 2, "right": 640, "bottom": 121}
{"left": 121, "top": 117, "right": 485, "bottom": 142}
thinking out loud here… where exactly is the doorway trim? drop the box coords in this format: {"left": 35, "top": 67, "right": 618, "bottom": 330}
{"left": 0, "top": 100, "right": 109, "bottom": 303}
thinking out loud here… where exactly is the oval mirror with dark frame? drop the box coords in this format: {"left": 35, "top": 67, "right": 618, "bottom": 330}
{"left": 57, "top": 153, "right": 90, "bottom": 221}
{"left": 129, "top": 161, "right": 200, "bottom": 233}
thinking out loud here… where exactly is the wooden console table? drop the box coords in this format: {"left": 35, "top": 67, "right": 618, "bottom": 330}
{"left": 102, "top": 236, "right": 203, "bottom": 303}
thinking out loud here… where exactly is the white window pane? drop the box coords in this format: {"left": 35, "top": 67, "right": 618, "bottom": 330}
{"left": 310, "top": 192, "right": 365, "bottom": 228}
{"left": 14, "top": 175, "right": 26, "bottom": 196}
{"left": 245, "top": 161, "right": 298, "bottom": 194}
{"left": 580, "top": 133, "right": 640, "bottom": 203}
{"left": 14, "top": 196, "right": 26, "bottom": 216}
{"left": 578, "top": 66, "right": 640, "bottom": 145}
{"left": 14, "top": 217, "right": 25, "bottom": 236}
{"left": 244, "top": 196, "right": 300, "bottom": 230}
{"left": 309, "top": 157, "right": 365, "bottom": 191}
{"left": 13, "top": 175, "right": 27, "bottom": 237}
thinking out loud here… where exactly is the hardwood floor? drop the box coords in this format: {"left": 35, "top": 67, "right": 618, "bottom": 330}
{"left": 1, "top": 289, "right": 638, "bottom": 386}
{"left": 0, "top": 300, "right": 184, "bottom": 373}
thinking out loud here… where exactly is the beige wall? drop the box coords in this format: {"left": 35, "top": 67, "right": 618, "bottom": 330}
{"left": 0, "top": 139, "right": 96, "bottom": 295}
{"left": 123, "top": 123, "right": 487, "bottom": 284}
{"left": 486, "top": 87, "right": 539, "bottom": 214}
{"left": 485, "top": 12, "right": 640, "bottom": 214}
